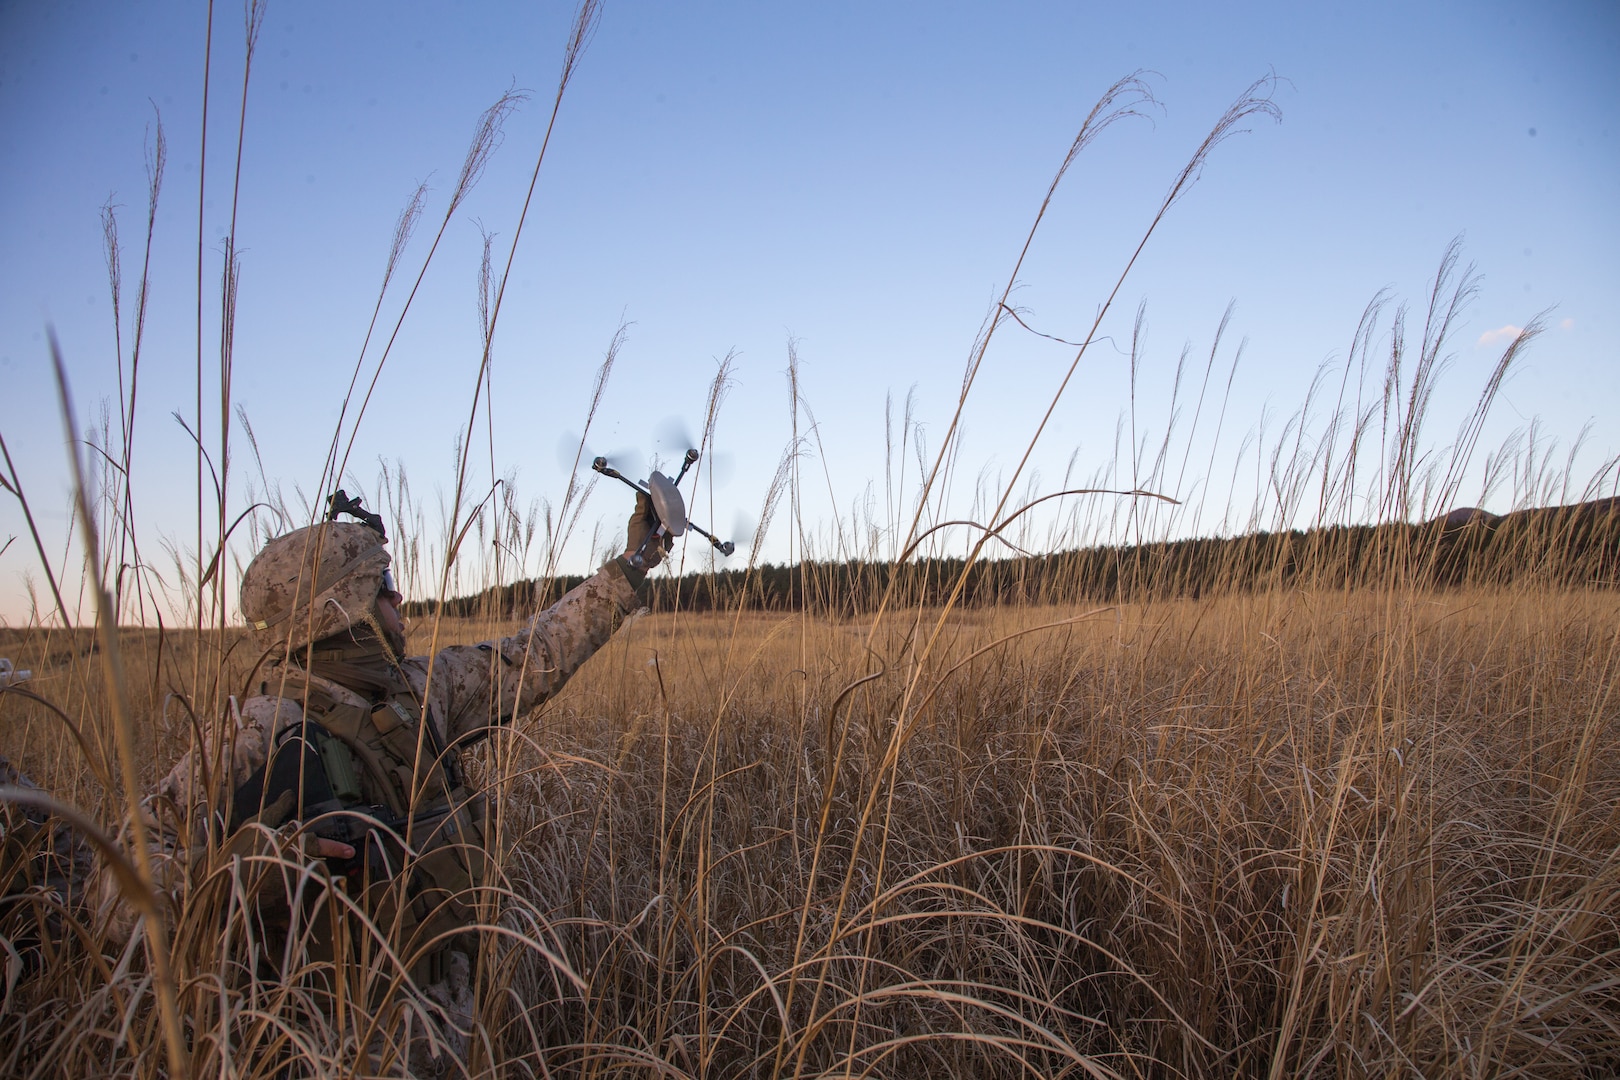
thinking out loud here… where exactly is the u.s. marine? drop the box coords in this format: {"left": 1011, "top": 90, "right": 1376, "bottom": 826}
{"left": 141, "top": 490, "right": 670, "bottom": 1068}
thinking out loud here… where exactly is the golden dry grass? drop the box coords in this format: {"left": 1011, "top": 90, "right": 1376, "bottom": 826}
{"left": 490, "top": 586, "right": 1620, "bottom": 1077}
{"left": 8, "top": 584, "right": 1614, "bottom": 1076}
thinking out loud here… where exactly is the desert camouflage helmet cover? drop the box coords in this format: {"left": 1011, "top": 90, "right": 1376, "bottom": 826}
{"left": 240, "top": 522, "right": 390, "bottom": 654}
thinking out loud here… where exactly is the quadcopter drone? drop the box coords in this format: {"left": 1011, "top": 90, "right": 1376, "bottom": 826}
{"left": 592, "top": 448, "right": 736, "bottom": 568}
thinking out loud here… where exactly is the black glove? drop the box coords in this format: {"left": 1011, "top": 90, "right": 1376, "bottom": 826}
{"left": 627, "top": 491, "right": 672, "bottom": 569}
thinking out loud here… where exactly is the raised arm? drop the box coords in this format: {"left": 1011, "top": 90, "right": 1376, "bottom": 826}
{"left": 423, "top": 493, "right": 669, "bottom": 744}
{"left": 424, "top": 557, "right": 644, "bottom": 743}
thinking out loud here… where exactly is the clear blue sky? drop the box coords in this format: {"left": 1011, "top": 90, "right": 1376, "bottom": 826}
{"left": 2, "top": 1, "right": 1617, "bottom": 623}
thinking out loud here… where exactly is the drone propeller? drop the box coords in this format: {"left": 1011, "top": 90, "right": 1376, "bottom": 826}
{"left": 654, "top": 417, "right": 735, "bottom": 485}
{"left": 557, "top": 431, "right": 643, "bottom": 476}
{"left": 655, "top": 417, "right": 697, "bottom": 455}
{"left": 731, "top": 510, "right": 759, "bottom": 554}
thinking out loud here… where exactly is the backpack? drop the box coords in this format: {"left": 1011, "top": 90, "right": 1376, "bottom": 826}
{"left": 230, "top": 689, "right": 488, "bottom": 987}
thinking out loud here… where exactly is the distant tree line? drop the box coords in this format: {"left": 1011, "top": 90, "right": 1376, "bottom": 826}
{"left": 406, "top": 497, "right": 1619, "bottom": 619}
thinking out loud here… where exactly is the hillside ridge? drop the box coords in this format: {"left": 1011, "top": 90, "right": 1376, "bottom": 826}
{"left": 408, "top": 496, "right": 1620, "bottom": 619}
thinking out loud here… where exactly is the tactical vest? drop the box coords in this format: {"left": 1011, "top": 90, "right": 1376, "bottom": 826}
{"left": 232, "top": 672, "right": 488, "bottom": 987}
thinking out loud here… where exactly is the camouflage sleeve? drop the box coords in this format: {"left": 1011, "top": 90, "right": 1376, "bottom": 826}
{"left": 425, "top": 558, "right": 645, "bottom": 745}
{"left": 154, "top": 695, "right": 299, "bottom": 838}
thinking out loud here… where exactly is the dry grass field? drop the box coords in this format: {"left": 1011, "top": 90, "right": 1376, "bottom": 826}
{"left": 3, "top": 583, "right": 1617, "bottom": 1077}
{"left": 3, "top": 12, "right": 1617, "bottom": 1072}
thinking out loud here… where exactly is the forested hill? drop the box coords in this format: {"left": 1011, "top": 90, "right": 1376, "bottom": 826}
{"left": 407, "top": 497, "right": 1620, "bottom": 619}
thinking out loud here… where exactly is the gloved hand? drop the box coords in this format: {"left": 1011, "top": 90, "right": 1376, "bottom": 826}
{"left": 626, "top": 490, "right": 673, "bottom": 569}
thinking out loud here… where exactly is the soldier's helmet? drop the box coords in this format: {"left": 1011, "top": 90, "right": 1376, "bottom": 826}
{"left": 240, "top": 522, "right": 391, "bottom": 655}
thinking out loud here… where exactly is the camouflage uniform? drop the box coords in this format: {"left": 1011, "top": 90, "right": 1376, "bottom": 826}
{"left": 157, "top": 524, "right": 646, "bottom": 822}
{"left": 144, "top": 518, "right": 652, "bottom": 1071}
